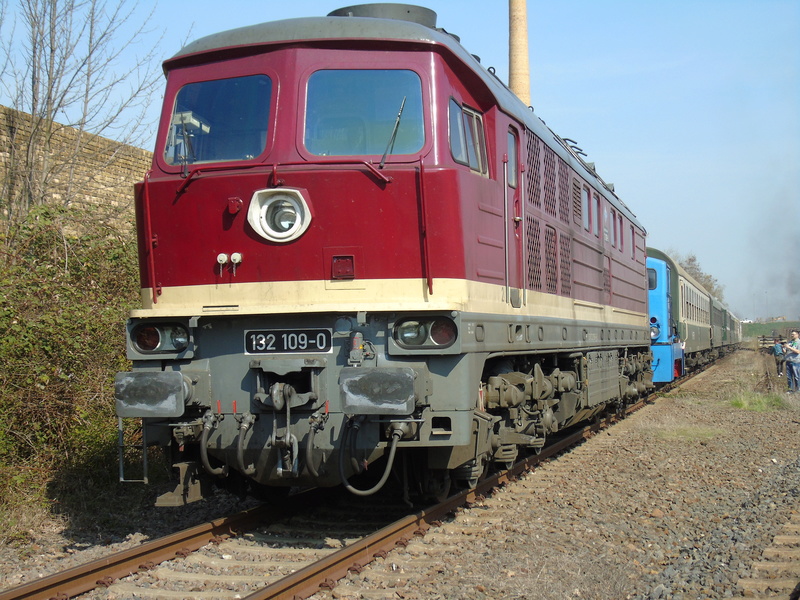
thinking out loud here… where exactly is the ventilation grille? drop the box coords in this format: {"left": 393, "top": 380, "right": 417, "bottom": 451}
{"left": 543, "top": 147, "right": 557, "bottom": 217}
{"left": 559, "top": 234, "right": 572, "bottom": 295}
{"left": 545, "top": 226, "right": 558, "bottom": 294}
{"left": 572, "top": 179, "right": 582, "bottom": 226}
{"left": 558, "top": 158, "right": 570, "bottom": 223}
{"left": 526, "top": 132, "right": 541, "bottom": 208}
{"left": 526, "top": 215, "right": 541, "bottom": 291}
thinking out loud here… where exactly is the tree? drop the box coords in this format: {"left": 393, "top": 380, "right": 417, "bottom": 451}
{"left": 679, "top": 252, "right": 725, "bottom": 302}
{"left": 0, "top": 0, "right": 163, "bottom": 250}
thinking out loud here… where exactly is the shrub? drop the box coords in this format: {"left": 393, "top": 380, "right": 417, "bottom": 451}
{"left": 0, "top": 205, "right": 140, "bottom": 542}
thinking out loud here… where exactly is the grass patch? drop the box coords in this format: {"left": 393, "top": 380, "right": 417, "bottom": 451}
{"left": 655, "top": 425, "right": 723, "bottom": 441}
{"left": 635, "top": 411, "right": 724, "bottom": 442}
{"left": 731, "top": 391, "right": 786, "bottom": 411}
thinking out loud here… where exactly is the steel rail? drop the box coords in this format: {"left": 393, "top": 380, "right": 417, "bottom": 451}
{"left": 0, "top": 503, "right": 281, "bottom": 600}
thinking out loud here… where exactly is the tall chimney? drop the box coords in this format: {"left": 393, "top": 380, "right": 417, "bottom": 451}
{"left": 508, "top": 0, "right": 531, "bottom": 106}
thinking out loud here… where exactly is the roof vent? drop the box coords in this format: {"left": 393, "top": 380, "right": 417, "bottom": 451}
{"left": 328, "top": 4, "right": 437, "bottom": 28}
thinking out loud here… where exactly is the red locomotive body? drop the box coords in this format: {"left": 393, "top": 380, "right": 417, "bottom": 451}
{"left": 117, "top": 5, "right": 652, "bottom": 504}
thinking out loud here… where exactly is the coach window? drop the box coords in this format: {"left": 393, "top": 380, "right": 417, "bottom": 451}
{"left": 507, "top": 128, "right": 518, "bottom": 188}
{"left": 305, "top": 69, "right": 424, "bottom": 157}
{"left": 449, "top": 98, "right": 488, "bottom": 175}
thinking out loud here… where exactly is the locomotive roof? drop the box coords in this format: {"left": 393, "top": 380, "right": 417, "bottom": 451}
{"left": 169, "top": 13, "right": 642, "bottom": 229}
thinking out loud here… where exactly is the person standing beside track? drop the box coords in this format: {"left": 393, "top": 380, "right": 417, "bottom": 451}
{"left": 772, "top": 338, "right": 786, "bottom": 377}
{"left": 784, "top": 330, "right": 800, "bottom": 394}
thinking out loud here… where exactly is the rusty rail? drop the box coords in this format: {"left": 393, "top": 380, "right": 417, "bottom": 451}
{"left": 0, "top": 503, "right": 280, "bottom": 600}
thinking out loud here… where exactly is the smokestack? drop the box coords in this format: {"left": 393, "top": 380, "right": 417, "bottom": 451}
{"left": 508, "top": 0, "right": 531, "bottom": 106}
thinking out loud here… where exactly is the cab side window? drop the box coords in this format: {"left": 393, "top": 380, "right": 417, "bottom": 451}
{"left": 647, "top": 268, "right": 657, "bottom": 290}
{"left": 449, "top": 98, "right": 488, "bottom": 175}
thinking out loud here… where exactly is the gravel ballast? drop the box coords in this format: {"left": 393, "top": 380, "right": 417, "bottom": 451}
{"left": 314, "top": 351, "right": 800, "bottom": 600}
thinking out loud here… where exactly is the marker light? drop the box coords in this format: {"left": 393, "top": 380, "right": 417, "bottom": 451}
{"left": 132, "top": 323, "right": 190, "bottom": 353}
{"left": 393, "top": 317, "right": 458, "bottom": 349}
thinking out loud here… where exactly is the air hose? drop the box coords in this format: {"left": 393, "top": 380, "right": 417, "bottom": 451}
{"left": 338, "top": 418, "right": 402, "bottom": 497}
{"left": 200, "top": 411, "right": 228, "bottom": 477}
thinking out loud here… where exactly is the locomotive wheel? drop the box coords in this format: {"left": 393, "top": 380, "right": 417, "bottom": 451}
{"left": 454, "top": 454, "right": 488, "bottom": 489}
{"left": 420, "top": 468, "right": 452, "bottom": 503}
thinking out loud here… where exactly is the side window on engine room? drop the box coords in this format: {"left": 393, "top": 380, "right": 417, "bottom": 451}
{"left": 449, "top": 98, "right": 488, "bottom": 176}
{"left": 581, "top": 186, "right": 590, "bottom": 231}
{"left": 507, "top": 128, "right": 518, "bottom": 188}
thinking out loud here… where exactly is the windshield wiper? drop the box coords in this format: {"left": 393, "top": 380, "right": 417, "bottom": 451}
{"left": 379, "top": 96, "right": 406, "bottom": 169}
{"left": 179, "top": 115, "right": 197, "bottom": 178}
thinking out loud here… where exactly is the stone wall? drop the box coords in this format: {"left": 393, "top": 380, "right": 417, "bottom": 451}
{"left": 0, "top": 104, "right": 153, "bottom": 222}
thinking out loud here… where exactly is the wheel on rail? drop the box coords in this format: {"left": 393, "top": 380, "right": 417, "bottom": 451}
{"left": 419, "top": 468, "right": 452, "bottom": 503}
{"left": 452, "top": 454, "right": 489, "bottom": 489}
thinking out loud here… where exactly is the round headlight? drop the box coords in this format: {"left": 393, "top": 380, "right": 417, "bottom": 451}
{"left": 266, "top": 200, "right": 298, "bottom": 233}
{"left": 133, "top": 325, "right": 161, "bottom": 352}
{"left": 430, "top": 318, "right": 457, "bottom": 346}
{"left": 397, "top": 321, "right": 428, "bottom": 346}
{"left": 248, "top": 189, "right": 312, "bottom": 243}
{"left": 650, "top": 326, "right": 660, "bottom": 339}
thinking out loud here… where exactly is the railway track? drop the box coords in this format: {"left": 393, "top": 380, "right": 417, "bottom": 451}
{"left": 0, "top": 400, "right": 640, "bottom": 600}
{"left": 737, "top": 513, "right": 800, "bottom": 599}
{"left": 734, "top": 351, "right": 800, "bottom": 599}
{"left": 7, "top": 361, "right": 792, "bottom": 600}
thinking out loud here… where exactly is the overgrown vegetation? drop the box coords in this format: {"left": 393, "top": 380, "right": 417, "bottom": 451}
{"left": 730, "top": 392, "right": 786, "bottom": 412}
{"left": 0, "top": 205, "right": 141, "bottom": 543}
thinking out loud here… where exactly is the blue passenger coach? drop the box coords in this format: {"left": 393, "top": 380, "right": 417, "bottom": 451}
{"left": 647, "top": 248, "right": 685, "bottom": 384}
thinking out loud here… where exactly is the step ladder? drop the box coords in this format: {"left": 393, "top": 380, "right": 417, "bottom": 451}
{"left": 117, "top": 417, "right": 149, "bottom": 483}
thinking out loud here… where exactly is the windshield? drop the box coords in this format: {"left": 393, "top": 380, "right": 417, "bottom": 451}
{"left": 164, "top": 75, "right": 272, "bottom": 165}
{"left": 304, "top": 69, "right": 424, "bottom": 157}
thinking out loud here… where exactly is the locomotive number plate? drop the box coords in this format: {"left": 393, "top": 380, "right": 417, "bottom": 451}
{"left": 245, "top": 328, "right": 333, "bottom": 354}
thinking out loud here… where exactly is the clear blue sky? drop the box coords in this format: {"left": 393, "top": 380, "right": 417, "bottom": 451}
{"left": 8, "top": 1, "right": 800, "bottom": 321}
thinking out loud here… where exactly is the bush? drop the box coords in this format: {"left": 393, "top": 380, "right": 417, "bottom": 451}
{"left": 0, "top": 205, "right": 140, "bottom": 542}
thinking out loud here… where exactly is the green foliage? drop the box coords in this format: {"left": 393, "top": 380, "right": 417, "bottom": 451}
{"left": 678, "top": 253, "right": 725, "bottom": 302}
{"left": 730, "top": 392, "right": 786, "bottom": 411}
{"left": 0, "top": 205, "right": 139, "bottom": 541}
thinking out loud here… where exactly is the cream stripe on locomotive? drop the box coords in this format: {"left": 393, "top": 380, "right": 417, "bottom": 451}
{"left": 133, "top": 278, "right": 646, "bottom": 328}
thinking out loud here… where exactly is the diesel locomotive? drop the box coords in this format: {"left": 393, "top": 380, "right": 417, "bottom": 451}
{"left": 115, "top": 4, "right": 657, "bottom": 505}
